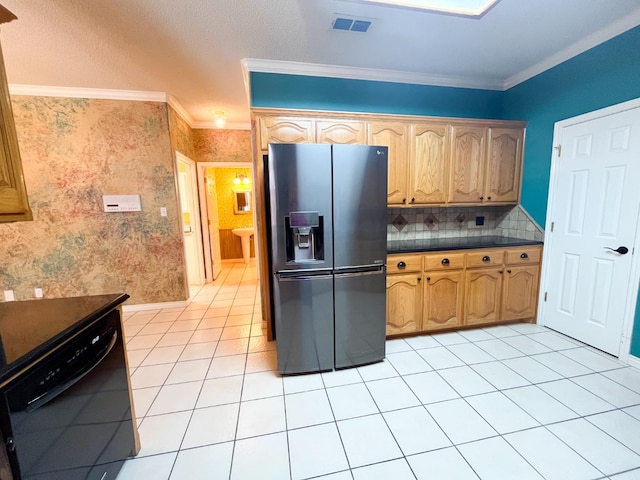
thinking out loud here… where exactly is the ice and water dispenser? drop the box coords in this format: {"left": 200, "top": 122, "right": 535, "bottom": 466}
{"left": 285, "top": 211, "right": 324, "bottom": 263}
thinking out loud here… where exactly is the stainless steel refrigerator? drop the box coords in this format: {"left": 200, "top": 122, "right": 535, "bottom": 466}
{"left": 268, "top": 143, "right": 388, "bottom": 375}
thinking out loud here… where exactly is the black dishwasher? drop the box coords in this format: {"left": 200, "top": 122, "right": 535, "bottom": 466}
{"left": 0, "top": 295, "right": 136, "bottom": 480}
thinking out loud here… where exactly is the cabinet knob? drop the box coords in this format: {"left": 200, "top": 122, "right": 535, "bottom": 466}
{"left": 520, "top": 253, "right": 528, "bottom": 259}
{"left": 480, "top": 196, "right": 484, "bottom": 200}
{"left": 417, "top": 276, "right": 421, "bottom": 282}
{"left": 507, "top": 269, "right": 512, "bottom": 274}
{"left": 410, "top": 197, "right": 415, "bottom": 203}
{"left": 397, "top": 261, "right": 406, "bottom": 269}
{"left": 426, "top": 276, "right": 431, "bottom": 281}
{"left": 487, "top": 196, "right": 492, "bottom": 200}
{"left": 402, "top": 198, "right": 407, "bottom": 204}
{"left": 482, "top": 255, "right": 490, "bottom": 262}
{"left": 441, "top": 258, "right": 450, "bottom": 265}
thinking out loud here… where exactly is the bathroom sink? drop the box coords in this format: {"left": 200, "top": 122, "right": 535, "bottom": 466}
{"left": 232, "top": 228, "right": 254, "bottom": 263}
{"left": 232, "top": 227, "right": 254, "bottom": 237}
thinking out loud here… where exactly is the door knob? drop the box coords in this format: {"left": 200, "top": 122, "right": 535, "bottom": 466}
{"left": 605, "top": 246, "right": 629, "bottom": 255}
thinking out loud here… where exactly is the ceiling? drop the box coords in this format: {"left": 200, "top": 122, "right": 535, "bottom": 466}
{"left": 1, "top": 0, "right": 639, "bottom": 128}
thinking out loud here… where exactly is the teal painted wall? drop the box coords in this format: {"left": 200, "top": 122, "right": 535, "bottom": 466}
{"left": 501, "top": 25, "right": 640, "bottom": 358}
{"left": 502, "top": 25, "right": 640, "bottom": 226}
{"left": 250, "top": 73, "right": 503, "bottom": 119}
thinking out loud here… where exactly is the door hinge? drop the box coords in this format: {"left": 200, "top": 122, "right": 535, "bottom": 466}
{"left": 544, "top": 292, "right": 548, "bottom": 302}
{"left": 554, "top": 144, "right": 562, "bottom": 157}
{"left": 204, "top": 177, "right": 208, "bottom": 183}
{"left": 550, "top": 222, "right": 554, "bottom": 232}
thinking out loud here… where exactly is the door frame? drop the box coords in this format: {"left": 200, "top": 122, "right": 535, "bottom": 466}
{"left": 175, "top": 152, "right": 206, "bottom": 290}
{"left": 538, "top": 97, "right": 640, "bottom": 364}
{"left": 196, "top": 162, "right": 257, "bottom": 282}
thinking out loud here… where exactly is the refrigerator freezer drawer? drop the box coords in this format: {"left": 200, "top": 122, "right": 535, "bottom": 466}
{"left": 273, "top": 273, "right": 334, "bottom": 374}
{"left": 334, "top": 268, "right": 386, "bottom": 369}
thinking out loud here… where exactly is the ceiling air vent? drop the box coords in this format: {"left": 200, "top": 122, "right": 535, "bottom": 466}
{"left": 332, "top": 17, "right": 372, "bottom": 32}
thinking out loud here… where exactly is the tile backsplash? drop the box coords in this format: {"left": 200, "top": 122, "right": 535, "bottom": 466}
{"left": 387, "top": 205, "right": 544, "bottom": 242}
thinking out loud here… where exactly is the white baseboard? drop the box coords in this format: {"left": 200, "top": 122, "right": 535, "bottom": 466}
{"left": 123, "top": 300, "right": 189, "bottom": 312}
{"left": 628, "top": 354, "right": 640, "bottom": 370}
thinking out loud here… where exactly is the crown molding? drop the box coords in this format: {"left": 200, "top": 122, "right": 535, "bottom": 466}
{"left": 167, "top": 94, "right": 195, "bottom": 125}
{"left": 8, "top": 84, "right": 168, "bottom": 102}
{"left": 504, "top": 7, "right": 640, "bottom": 90}
{"left": 192, "top": 121, "right": 251, "bottom": 130}
{"left": 242, "top": 58, "right": 504, "bottom": 91}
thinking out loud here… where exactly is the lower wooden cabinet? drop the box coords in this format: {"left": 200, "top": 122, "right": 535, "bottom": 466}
{"left": 386, "top": 273, "right": 422, "bottom": 335}
{"left": 501, "top": 265, "right": 540, "bottom": 321}
{"left": 464, "top": 267, "right": 503, "bottom": 326}
{"left": 423, "top": 270, "right": 464, "bottom": 331}
{"left": 386, "top": 245, "right": 542, "bottom": 336}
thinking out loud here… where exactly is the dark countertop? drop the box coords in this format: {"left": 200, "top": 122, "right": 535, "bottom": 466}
{"left": 387, "top": 236, "right": 543, "bottom": 254}
{"left": 0, "top": 293, "right": 129, "bottom": 387}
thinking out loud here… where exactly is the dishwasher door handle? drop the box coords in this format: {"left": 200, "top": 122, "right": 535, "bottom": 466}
{"left": 26, "top": 330, "right": 118, "bottom": 412}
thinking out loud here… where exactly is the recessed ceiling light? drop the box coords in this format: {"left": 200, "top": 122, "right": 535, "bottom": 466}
{"left": 358, "top": 0, "right": 500, "bottom": 17}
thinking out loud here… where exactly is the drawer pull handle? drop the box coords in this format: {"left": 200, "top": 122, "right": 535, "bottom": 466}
{"left": 520, "top": 253, "right": 528, "bottom": 259}
{"left": 482, "top": 255, "right": 490, "bottom": 262}
{"left": 441, "top": 258, "right": 450, "bottom": 265}
{"left": 397, "top": 261, "right": 406, "bottom": 269}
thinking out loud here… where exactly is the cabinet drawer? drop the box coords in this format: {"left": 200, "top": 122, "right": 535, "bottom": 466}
{"left": 424, "top": 252, "right": 465, "bottom": 271}
{"left": 466, "top": 249, "right": 504, "bottom": 268}
{"left": 387, "top": 254, "right": 422, "bottom": 273}
{"left": 505, "top": 246, "right": 542, "bottom": 265}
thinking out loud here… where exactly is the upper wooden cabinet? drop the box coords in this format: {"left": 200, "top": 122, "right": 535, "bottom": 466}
{"left": 252, "top": 110, "right": 526, "bottom": 208}
{"left": 259, "top": 117, "right": 314, "bottom": 151}
{"left": 368, "top": 122, "right": 409, "bottom": 205}
{"left": 449, "top": 126, "right": 486, "bottom": 204}
{"left": 316, "top": 120, "right": 366, "bottom": 144}
{"left": 0, "top": 12, "right": 32, "bottom": 223}
{"left": 485, "top": 128, "right": 523, "bottom": 203}
{"left": 410, "top": 123, "right": 449, "bottom": 204}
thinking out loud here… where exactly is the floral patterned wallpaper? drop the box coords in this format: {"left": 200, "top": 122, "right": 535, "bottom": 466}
{"left": 213, "top": 167, "right": 254, "bottom": 229}
{"left": 168, "top": 106, "right": 196, "bottom": 160}
{"left": 194, "top": 129, "right": 252, "bottom": 163}
{"left": 0, "top": 97, "right": 187, "bottom": 304}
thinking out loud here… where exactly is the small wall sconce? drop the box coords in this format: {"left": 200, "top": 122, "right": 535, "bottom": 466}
{"left": 233, "top": 173, "right": 251, "bottom": 186}
{"left": 213, "top": 111, "right": 226, "bottom": 129}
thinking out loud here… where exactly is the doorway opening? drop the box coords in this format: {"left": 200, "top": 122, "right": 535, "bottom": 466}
{"left": 196, "top": 162, "right": 258, "bottom": 284}
{"left": 176, "top": 152, "right": 206, "bottom": 299}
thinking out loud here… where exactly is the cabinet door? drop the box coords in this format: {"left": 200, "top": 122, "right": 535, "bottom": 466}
{"left": 485, "top": 128, "right": 523, "bottom": 203}
{"left": 410, "top": 123, "right": 449, "bottom": 204}
{"left": 501, "top": 265, "right": 540, "bottom": 321}
{"left": 316, "top": 120, "right": 366, "bottom": 144}
{"left": 449, "top": 126, "right": 486, "bottom": 203}
{"left": 259, "top": 117, "right": 314, "bottom": 150}
{"left": 369, "top": 122, "right": 409, "bottom": 205}
{"left": 0, "top": 41, "right": 32, "bottom": 222}
{"left": 464, "top": 267, "right": 502, "bottom": 326}
{"left": 386, "top": 273, "right": 422, "bottom": 335}
{"left": 423, "top": 270, "right": 464, "bottom": 331}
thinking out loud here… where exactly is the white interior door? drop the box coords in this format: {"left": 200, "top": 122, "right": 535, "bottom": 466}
{"left": 176, "top": 154, "right": 205, "bottom": 288}
{"left": 205, "top": 168, "right": 223, "bottom": 279}
{"left": 542, "top": 103, "right": 640, "bottom": 356}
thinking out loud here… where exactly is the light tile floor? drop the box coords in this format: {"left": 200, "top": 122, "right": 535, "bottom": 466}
{"left": 116, "top": 259, "right": 640, "bottom": 480}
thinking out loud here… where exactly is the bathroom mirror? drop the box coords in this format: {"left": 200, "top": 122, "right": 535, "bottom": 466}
{"left": 234, "top": 191, "right": 251, "bottom": 214}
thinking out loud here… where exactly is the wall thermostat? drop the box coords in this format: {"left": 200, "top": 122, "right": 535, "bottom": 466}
{"left": 102, "top": 195, "right": 142, "bottom": 212}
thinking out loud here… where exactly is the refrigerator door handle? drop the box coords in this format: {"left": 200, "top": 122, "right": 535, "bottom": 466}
{"left": 276, "top": 273, "right": 334, "bottom": 281}
{"left": 334, "top": 264, "right": 385, "bottom": 272}
{"left": 333, "top": 269, "right": 385, "bottom": 278}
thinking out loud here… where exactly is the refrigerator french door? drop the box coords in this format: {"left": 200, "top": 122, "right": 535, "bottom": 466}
{"left": 268, "top": 143, "right": 388, "bottom": 375}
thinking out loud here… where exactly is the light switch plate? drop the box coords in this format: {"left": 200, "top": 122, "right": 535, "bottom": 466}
{"left": 3, "top": 290, "right": 15, "bottom": 301}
